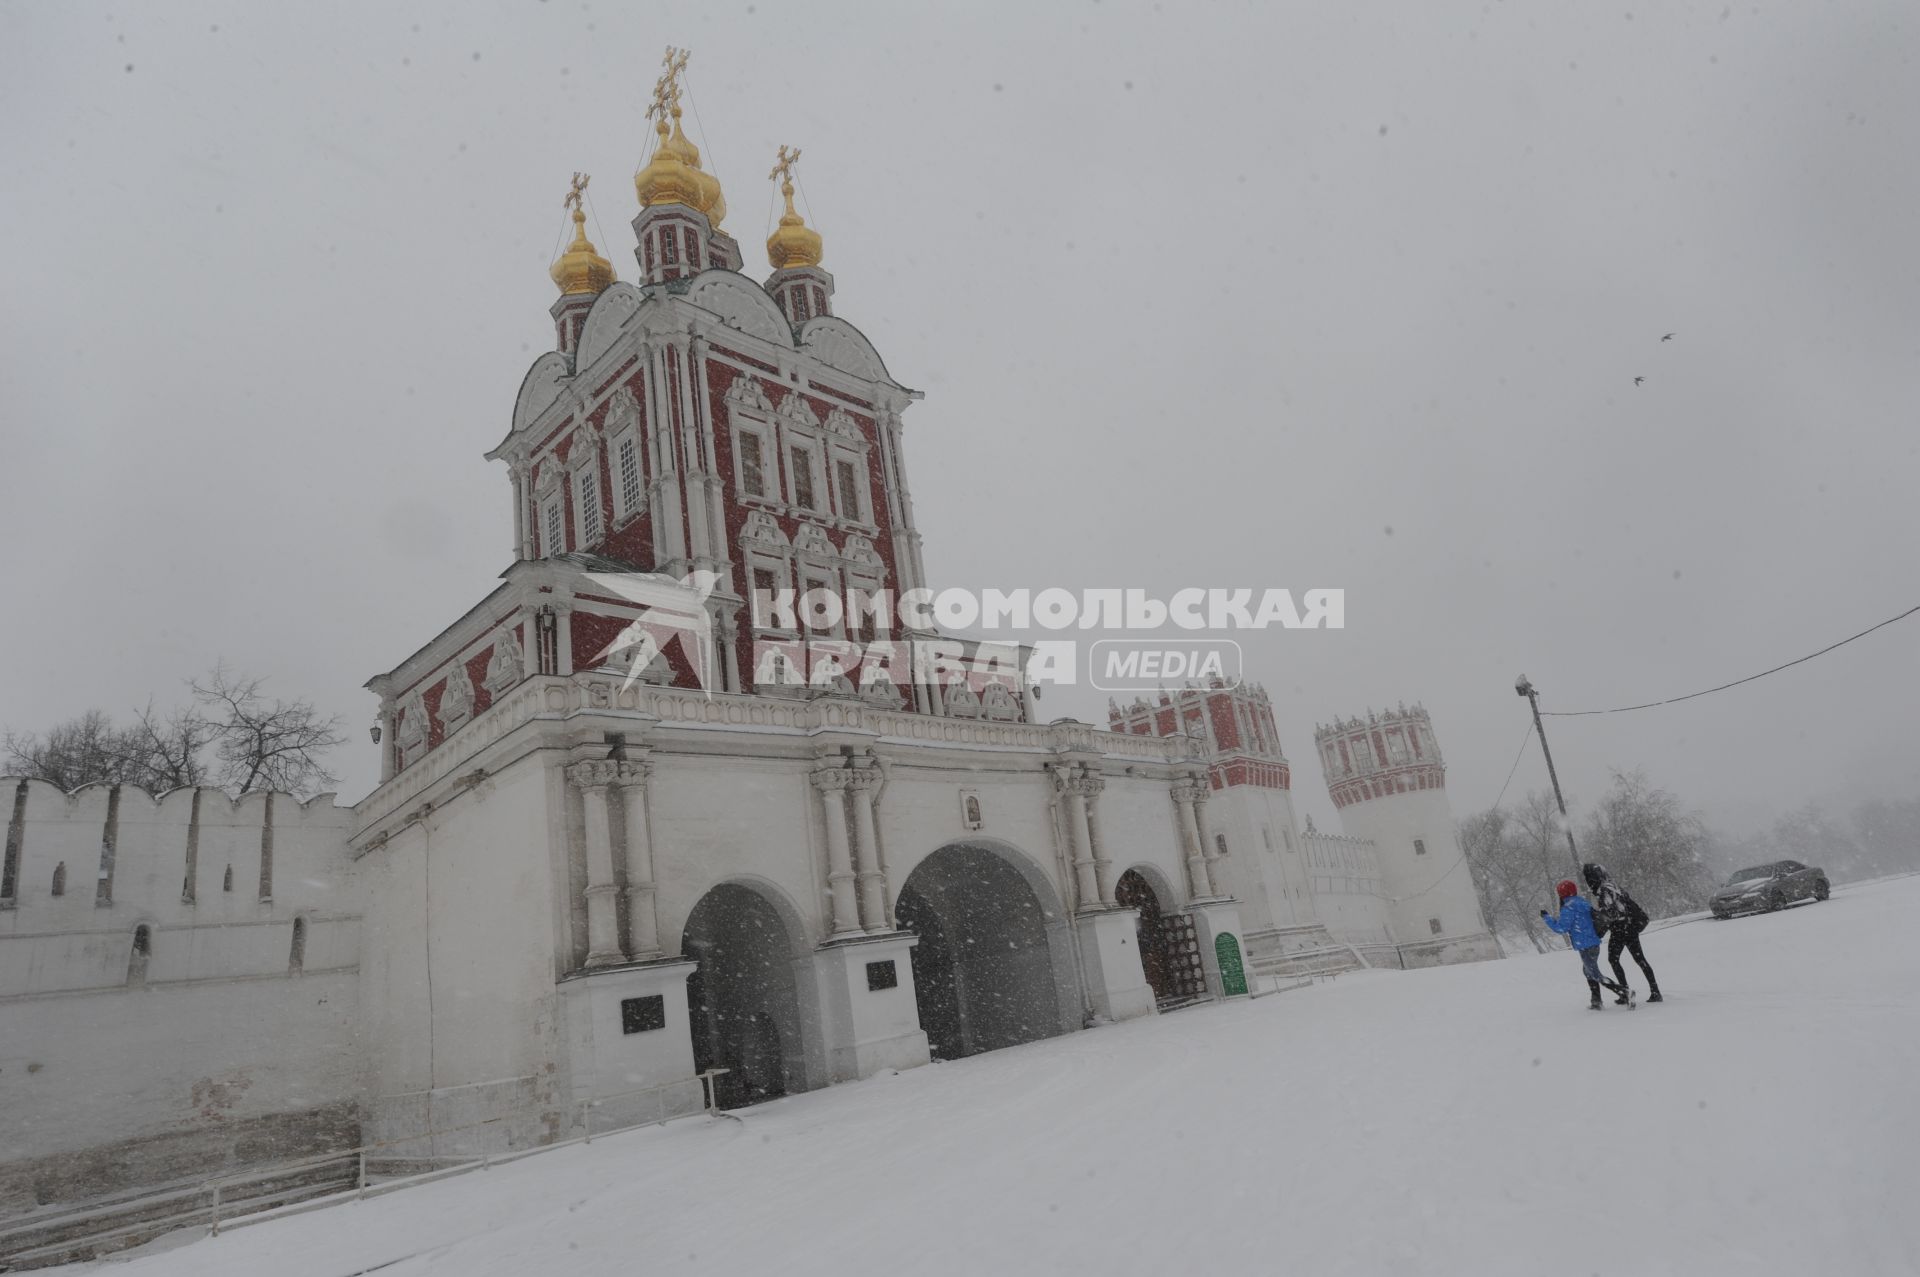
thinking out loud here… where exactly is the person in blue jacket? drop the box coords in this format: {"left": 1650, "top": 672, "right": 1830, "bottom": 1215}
{"left": 1542, "top": 879, "right": 1636, "bottom": 1009}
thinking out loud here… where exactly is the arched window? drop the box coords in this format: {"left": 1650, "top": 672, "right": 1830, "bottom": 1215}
{"left": 128, "top": 924, "right": 152, "bottom": 986}
{"left": 223, "top": 864, "right": 234, "bottom": 892}
{"left": 289, "top": 916, "right": 307, "bottom": 975}
{"left": 51, "top": 861, "right": 67, "bottom": 896}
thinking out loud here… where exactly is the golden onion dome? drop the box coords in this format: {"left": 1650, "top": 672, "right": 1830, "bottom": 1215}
{"left": 766, "top": 175, "right": 822, "bottom": 271}
{"left": 550, "top": 203, "right": 615, "bottom": 296}
{"left": 634, "top": 107, "right": 727, "bottom": 226}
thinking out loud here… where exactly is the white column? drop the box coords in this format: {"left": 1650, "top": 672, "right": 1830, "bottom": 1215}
{"left": 674, "top": 341, "right": 713, "bottom": 569}
{"left": 510, "top": 465, "right": 530, "bottom": 561}
{"left": 1062, "top": 774, "right": 1100, "bottom": 911}
{"left": 813, "top": 768, "right": 861, "bottom": 936}
{"left": 847, "top": 767, "right": 888, "bottom": 931}
{"left": 1175, "top": 783, "right": 1211, "bottom": 901}
{"left": 616, "top": 761, "right": 661, "bottom": 959}
{"left": 569, "top": 761, "right": 626, "bottom": 967}
{"left": 554, "top": 602, "right": 575, "bottom": 677}
{"left": 1081, "top": 772, "right": 1116, "bottom": 907}
{"left": 1193, "top": 779, "right": 1224, "bottom": 900}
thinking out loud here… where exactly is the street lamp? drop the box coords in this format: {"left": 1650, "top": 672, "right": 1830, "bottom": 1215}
{"left": 1515, "top": 675, "right": 1583, "bottom": 880}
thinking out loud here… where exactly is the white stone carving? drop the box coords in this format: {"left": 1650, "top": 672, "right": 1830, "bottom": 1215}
{"left": 779, "top": 392, "right": 820, "bottom": 433}
{"left": 605, "top": 385, "right": 640, "bottom": 435}
{"left": 793, "top": 523, "right": 835, "bottom": 558}
{"left": 396, "top": 692, "right": 429, "bottom": 764}
{"left": 484, "top": 628, "right": 523, "bottom": 696}
{"left": 438, "top": 665, "right": 475, "bottom": 732}
{"left": 945, "top": 676, "right": 981, "bottom": 719}
{"left": 742, "top": 510, "right": 789, "bottom": 548}
{"left": 824, "top": 407, "right": 862, "bottom": 441}
{"left": 840, "top": 533, "right": 883, "bottom": 568}
{"left": 981, "top": 681, "right": 1020, "bottom": 723}
{"left": 725, "top": 375, "right": 775, "bottom": 415}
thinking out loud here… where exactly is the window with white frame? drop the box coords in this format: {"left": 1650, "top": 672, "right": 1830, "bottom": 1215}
{"left": 739, "top": 431, "right": 769, "bottom": 499}
{"left": 614, "top": 433, "right": 643, "bottom": 518}
{"left": 833, "top": 456, "right": 864, "bottom": 522}
{"left": 576, "top": 465, "right": 602, "bottom": 546}
{"left": 543, "top": 498, "right": 565, "bottom": 557}
{"left": 789, "top": 444, "right": 818, "bottom": 510}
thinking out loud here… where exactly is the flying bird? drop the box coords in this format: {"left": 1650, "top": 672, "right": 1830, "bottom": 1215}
{"left": 1661, "top": 332, "right": 1675, "bottom": 342}
{"left": 1633, "top": 376, "right": 1645, "bottom": 386}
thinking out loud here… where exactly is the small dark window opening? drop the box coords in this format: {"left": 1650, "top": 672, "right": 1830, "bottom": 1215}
{"left": 866, "top": 960, "right": 898, "bottom": 991}
{"left": 51, "top": 862, "right": 67, "bottom": 896}
{"left": 1428, "top": 918, "right": 1443, "bottom": 936}
{"left": 223, "top": 864, "right": 234, "bottom": 892}
{"left": 289, "top": 916, "right": 308, "bottom": 974}
{"left": 621, "top": 995, "right": 666, "bottom": 1034}
{"left": 1214, "top": 833, "right": 1229, "bottom": 857}
{"left": 835, "top": 458, "right": 860, "bottom": 520}
{"left": 129, "top": 924, "right": 152, "bottom": 986}
{"left": 1414, "top": 838, "right": 1427, "bottom": 856}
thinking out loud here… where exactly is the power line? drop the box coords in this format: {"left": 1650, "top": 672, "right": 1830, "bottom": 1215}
{"left": 1542, "top": 603, "right": 1920, "bottom": 717}
{"left": 1489, "top": 719, "right": 1535, "bottom": 810}
{"left": 1393, "top": 719, "right": 1534, "bottom": 904}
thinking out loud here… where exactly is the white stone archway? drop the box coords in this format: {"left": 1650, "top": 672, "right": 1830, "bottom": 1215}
{"left": 893, "top": 838, "right": 1079, "bottom": 1060}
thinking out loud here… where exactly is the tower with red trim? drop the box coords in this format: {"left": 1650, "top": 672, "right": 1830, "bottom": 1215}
{"left": 1313, "top": 704, "right": 1496, "bottom": 963}
{"left": 1109, "top": 680, "right": 1318, "bottom": 935}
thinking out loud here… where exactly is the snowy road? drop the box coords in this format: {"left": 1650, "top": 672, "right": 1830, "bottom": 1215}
{"left": 82, "top": 876, "right": 1920, "bottom": 1277}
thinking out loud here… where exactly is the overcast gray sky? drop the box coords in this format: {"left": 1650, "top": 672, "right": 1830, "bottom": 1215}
{"left": 2, "top": 0, "right": 1915, "bottom": 834}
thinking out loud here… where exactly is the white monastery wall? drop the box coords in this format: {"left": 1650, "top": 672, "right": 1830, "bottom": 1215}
{"left": 0, "top": 781, "right": 361, "bottom": 1216}
{"left": 354, "top": 757, "right": 570, "bottom": 1153}
{"left": 1334, "top": 790, "right": 1493, "bottom": 957}
{"left": 1301, "top": 831, "right": 1396, "bottom": 948}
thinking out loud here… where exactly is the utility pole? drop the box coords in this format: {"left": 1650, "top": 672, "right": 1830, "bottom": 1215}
{"left": 1514, "top": 675, "right": 1583, "bottom": 882}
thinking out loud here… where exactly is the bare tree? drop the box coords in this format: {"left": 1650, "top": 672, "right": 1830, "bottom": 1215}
{"left": 1580, "top": 769, "right": 1713, "bottom": 916}
{"left": 3, "top": 710, "right": 143, "bottom": 790}
{"left": 1460, "top": 790, "right": 1573, "bottom": 952}
{"left": 189, "top": 664, "right": 345, "bottom": 796}
{"left": 5, "top": 665, "right": 344, "bottom": 799}
{"left": 1461, "top": 805, "right": 1554, "bottom": 952}
{"left": 121, "top": 700, "right": 217, "bottom": 792}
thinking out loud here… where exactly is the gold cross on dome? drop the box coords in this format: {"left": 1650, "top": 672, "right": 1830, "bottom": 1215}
{"left": 769, "top": 144, "right": 802, "bottom": 185}
{"left": 563, "top": 171, "right": 590, "bottom": 213}
{"left": 647, "top": 46, "right": 689, "bottom": 121}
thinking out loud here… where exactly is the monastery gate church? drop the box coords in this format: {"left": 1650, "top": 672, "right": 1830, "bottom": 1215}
{"left": 0, "top": 56, "right": 1497, "bottom": 1222}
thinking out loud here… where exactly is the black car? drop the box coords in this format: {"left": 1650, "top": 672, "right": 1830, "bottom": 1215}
{"left": 1709, "top": 860, "right": 1830, "bottom": 919}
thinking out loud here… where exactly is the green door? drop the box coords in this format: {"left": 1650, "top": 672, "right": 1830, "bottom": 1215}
{"left": 1214, "top": 933, "right": 1248, "bottom": 997}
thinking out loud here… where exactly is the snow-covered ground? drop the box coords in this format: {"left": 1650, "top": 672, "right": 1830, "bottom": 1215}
{"left": 82, "top": 876, "right": 1920, "bottom": 1277}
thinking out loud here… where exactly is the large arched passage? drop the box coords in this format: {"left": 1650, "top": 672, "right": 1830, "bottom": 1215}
{"left": 681, "top": 882, "right": 810, "bottom": 1108}
{"left": 895, "top": 842, "right": 1070, "bottom": 1061}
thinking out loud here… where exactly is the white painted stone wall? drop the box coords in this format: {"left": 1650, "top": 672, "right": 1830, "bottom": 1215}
{"left": 0, "top": 781, "right": 361, "bottom": 1215}
{"left": 354, "top": 757, "right": 571, "bottom": 1154}
{"left": 1332, "top": 788, "right": 1496, "bottom": 956}
{"left": 1208, "top": 784, "right": 1318, "bottom": 934}
{"left": 1301, "top": 830, "right": 1396, "bottom": 947}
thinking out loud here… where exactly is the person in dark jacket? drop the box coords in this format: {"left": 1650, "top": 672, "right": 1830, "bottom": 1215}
{"left": 1583, "top": 862, "right": 1662, "bottom": 1002}
{"left": 1541, "top": 879, "right": 1635, "bottom": 1009}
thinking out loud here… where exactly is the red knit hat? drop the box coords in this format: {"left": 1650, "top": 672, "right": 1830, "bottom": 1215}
{"left": 1556, "top": 879, "right": 1579, "bottom": 901}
